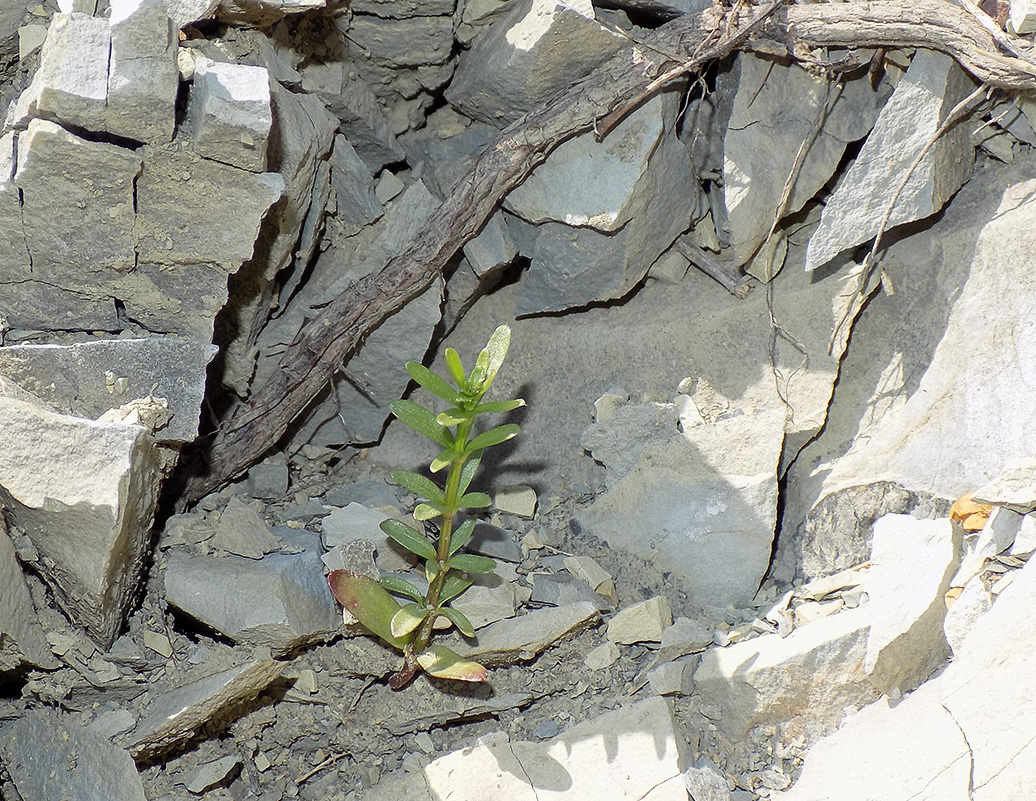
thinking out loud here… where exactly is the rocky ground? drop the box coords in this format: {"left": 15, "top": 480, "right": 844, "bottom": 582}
{"left": 2, "top": 0, "right": 1036, "bottom": 800}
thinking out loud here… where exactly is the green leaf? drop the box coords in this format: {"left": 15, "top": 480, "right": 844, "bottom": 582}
{"left": 457, "top": 492, "right": 491, "bottom": 510}
{"left": 440, "top": 606, "right": 476, "bottom": 638}
{"left": 440, "top": 571, "right": 473, "bottom": 602}
{"left": 468, "top": 347, "right": 490, "bottom": 392}
{"left": 380, "top": 518, "right": 436, "bottom": 561}
{"left": 448, "top": 553, "right": 496, "bottom": 574}
{"left": 389, "top": 469, "right": 445, "bottom": 505}
{"left": 405, "top": 362, "right": 460, "bottom": 405}
{"left": 391, "top": 603, "right": 429, "bottom": 638}
{"left": 379, "top": 576, "right": 425, "bottom": 604}
{"left": 482, "top": 324, "right": 512, "bottom": 391}
{"left": 449, "top": 518, "right": 476, "bottom": 556}
{"left": 425, "top": 558, "right": 440, "bottom": 583}
{"left": 416, "top": 645, "right": 487, "bottom": 683}
{"left": 456, "top": 453, "right": 481, "bottom": 497}
{"left": 444, "top": 348, "right": 466, "bottom": 388}
{"left": 436, "top": 408, "right": 472, "bottom": 427}
{"left": 390, "top": 400, "right": 454, "bottom": 448}
{"left": 327, "top": 570, "right": 410, "bottom": 649}
{"left": 465, "top": 424, "right": 520, "bottom": 454}
{"left": 430, "top": 448, "right": 454, "bottom": 473}
{"left": 413, "top": 502, "right": 443, "bottom": 522}
{"left": 474, "top": 398, "right": 525, "bottom": 415}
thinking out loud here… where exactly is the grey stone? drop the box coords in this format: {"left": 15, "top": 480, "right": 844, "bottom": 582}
{"left": 309, "top": 68, "right": 404, "bottom": 170}
{"left": 607, "top": 596, "right": 672, "bottom": 645}
{"left": 404, "top": 119, "right": 498, "bottom": 198}
{"left": 656, "top": 616, "right": 713, "bottom": 663}
{"left": 107, "top": 0, "right": 179, "bottom": 143}
{"left": 452, "top": 602, "right": 599, "bottom": 666}
{"left": 164, "top": 531, "right": 339, "bottom": 653}
{"left": 135, "top": 140, "right": 284, "bottom": 268}
{"left": 320, "top": 538, "right": 378, "bottom": 575}
{"left": 348, "top": 14, "right": 453, "bottom": 67}
{"left": 167, "top": 0, "right": 220, "bottom": 28}
{"left": 0, "top": 519, "right": 60, "bottom": 672}
{"left": 329, "top": 134, "right": 383, "bottom": 237}
{"left": 503, "top": 91, "right": 696, "bottom": 315}
{"left": 648, "top": 655, "right": 699, "bottom": 696}
{"left": 447, "top": 0, "right": 626, "bottom": 126}
{"left": 694, "top": 605, "right": 877, "bottom": 742}
{"left": 210, "top": 497, "right": 282, "bottom": 559}
{"left": 0, "top": 392, "right": 162, "bottom": 647}
{"left": 0, "top": 133, "right": 30, "bottom": 281}
{"left": 463, "top": 212, "right": 517, "bottom": 276}
{"left": 278, "top": 497, "right": 329, "bottom": 524}
{"left": 185, "top": 755, "right": 241, "bottom": 794}
{"left": 0, "top": 709, "right": 145, "bottom": 801}
{"left": 189, "top": 56, "right": 272, "bottom": 172}
{"left": 16, "top": 12, "right": 109, "bottom": 135}
{"left": 127, "top": 660, "right": 284, "bottom": 760}
{"left": 15, "top": 118, "right": 140, "bottom": 273}
{"left": 683, "top": 760, "right": 732, "bottom": 801}
{"left": 805, "top": 51, "right": 976, "bottom": 272}
{"left": 529, "top": 572, "right": 606, "bottom": 610}
{"left": 323, "top": 481, "right": 399, "bottom": 509}
{"left": 865, "top": 515, "right": 960, "bottom": 695}
{"left": 449, "top": 574, "right": 518, "bottom": 629}
{"left": 215, "top": 0, "right": 328, "bottom": 24}
{"left": 351, "top": 0, "right": 454, "bottom": 17}
{"left": 467, "top": 520, "right": 523, "bottom": 562}
{"left": 723, "top": 53, "right": 886, "bottom": 266}
{"left": 246, "top": 455, "right": 290, "bottom": 500}
{"left": 0, "top": 338, "right": 217, "bottom": 444}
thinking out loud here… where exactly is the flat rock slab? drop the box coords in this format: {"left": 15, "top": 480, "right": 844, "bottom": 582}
{"left": 693, "top": 605, "right": 877, "bottom": 742}
{"left": 366, "top": 695, "right": 686, "bottom": 800}
{"left": 0, "top": 521, "right": 59, "bottom": 671}
{"left": 805, "top": 50, "right": 975, "bottom": 272}
{"left": 126, "top": 659, "right": 284, "bottom": 760}
{"left": 163, "top": 531, "right": 339, "bottom": 653}
{"left": 0, "top": 709, "right": 146, "bottom": 801}
{"left": 452, "top": 602, "right": 600, "bottom": 666}
{"left": 0, "top": 337, "right": 216, "bottom": 443}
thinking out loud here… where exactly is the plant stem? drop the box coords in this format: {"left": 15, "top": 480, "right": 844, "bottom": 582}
{"left": 412, "top": 416, "right": 474, "bottom": 654}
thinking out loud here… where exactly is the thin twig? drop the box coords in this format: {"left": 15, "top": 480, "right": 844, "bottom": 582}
{"left": 297, "top": 752, "right": 348, "bottom": 785}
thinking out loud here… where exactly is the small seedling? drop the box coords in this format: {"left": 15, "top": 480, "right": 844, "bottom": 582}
{"left": 328, "top": 325, "right": 523, "bottom": 689}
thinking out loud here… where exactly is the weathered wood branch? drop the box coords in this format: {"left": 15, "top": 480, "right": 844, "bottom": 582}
{"left": 182, "top": 0, "right": 1036, "bottom": 504}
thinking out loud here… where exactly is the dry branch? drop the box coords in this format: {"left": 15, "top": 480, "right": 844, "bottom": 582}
{"left": 182, "top": 0, "right": 1036, "bottom": 503}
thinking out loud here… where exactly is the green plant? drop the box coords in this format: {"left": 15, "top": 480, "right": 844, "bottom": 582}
{"left": 327, "top": 325, "right": 523, "bottom": 689}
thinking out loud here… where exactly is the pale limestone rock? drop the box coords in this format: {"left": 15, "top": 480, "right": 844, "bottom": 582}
{"left": 18, "top": 25, "right": 48, "bottom": 61}
{"left": 805, "top": 51, "right": 975, "bottom": 272}
{"left": 166, "top": 0, "right": 220, "bottom": 28}
{"left": 1009, "top": 0, "right": 1036, "bottom": 34}
{"left": 0, "top": 519, "right": 60, "bottom": 672}
{"left": 494, "top": 485, "right": 537, "bottom": 518}
{"left": 943, "top": 574, "right": 993, "bottom": 655}
{"left": 0, "top": 394, "right": 162, "bottom": 647}
{"left": 15, "top": 119, "right": 140, "bottom": 273}
{"left": 16, "top": 13, "right": 109, "bottom": 135}
{"left": 189, "top": 56, "right": 272, "bottom": 172}
{"left": 584, "top": 640, "right": 620, "bottom": 670}
{"left": 452, "top": 602, "right": 599, "bottom": 666}
{"left": 108, "top": 0, "right": 178, "bottom": 143}
{"left": 447, "top": 0, "right": 625, "bottom": 126}
{"left": 723, "top": 53, "right": 886, "bottom": 266}
{"left": 450, "top": 576, "right": 518, "bottom": 629}
{"left": 0, "top": 338, "right": 217, "bottom": 444}
{"left": 772, "top": 683, "right": 971, "bottom": 801}
{"left": 971, "top": 457, "right": 1036, "bottom": 512}
{"left": 126, "top": 660, "right": 284, "bottom": 760}
{"left": 135, "top": 141, "right": 284, "bottom": 267}
{"left": 693, "top": 606, "right": 876, "bottom": 741}
{"left": 607, "top": 596, "right": 672, "bottom": 645}
{"left": 784, "top": 154, "right": 1036, "bottom": 558}
{"left": 215, "top": 0, "right": 327, "bottom": 24}
{"left": 864, "top": 515, "right": 960, "bottom": 695}
{"left": 210, "top": 497, "right": 282, "bottom": 558}
{"left": 0, "top": 710, "right": 147, "bottom": 801}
